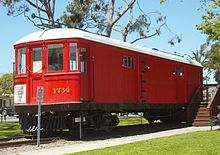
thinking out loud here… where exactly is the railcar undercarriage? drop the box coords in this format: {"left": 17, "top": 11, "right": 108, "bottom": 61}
{"left": 19, "top": 111, "right": 119, "bottom": 132}
{"left": 17, "top": 102, "right": 187, "bottom": 132}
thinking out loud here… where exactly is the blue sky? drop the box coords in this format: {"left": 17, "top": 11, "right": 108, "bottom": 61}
{"left": 0, "top": 0, "right": 207, "bottom": 74}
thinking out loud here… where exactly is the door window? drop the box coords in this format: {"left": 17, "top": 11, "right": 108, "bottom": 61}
{"left": 3, "top": 100, "right": 6, "bottom": 107}
{"left": 70, "top": 43, "right": 78, "bottom": 71}
{"left": 48, "top": 44, "right": 63, "bottom": 72}
{"left": 18, "top": 48, "right": 26, "bottom": 74}
{"left": 80, "top": 48, "right": 86, "bottom": 73}
{"left": 32, "top": 47, "right": 42, "bottom": 73}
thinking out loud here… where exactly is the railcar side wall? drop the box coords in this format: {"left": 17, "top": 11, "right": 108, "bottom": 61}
{"left": 86, "top": 39, "right": 202, "bottom": 104}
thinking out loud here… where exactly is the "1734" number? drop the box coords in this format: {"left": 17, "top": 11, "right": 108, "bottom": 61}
{"left": 53, "top": 87, "right": 70, "bottom": 94}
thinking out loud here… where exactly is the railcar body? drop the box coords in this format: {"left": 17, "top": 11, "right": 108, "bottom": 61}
{"left": 14, "top": 28, "right": 203, "bottom": 131}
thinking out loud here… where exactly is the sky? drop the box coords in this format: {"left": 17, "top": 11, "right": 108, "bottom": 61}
{"left": 0, "top": 0, "right": 208, "bottom": 75}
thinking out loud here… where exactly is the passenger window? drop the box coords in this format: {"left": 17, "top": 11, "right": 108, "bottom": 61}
{"left": 122, "top": 56, "right": 135, "bottom": 69}
{"left": 3, "top": 100, "right": 6, "bottom": 107}
{"left": 32, "top": 47, "right": 42, "bottom": 73}
{"left": 18, "top": 48, "right": 26, "bottom": 74}
{"left": 173, "top": 67, "right": 183, "bottom": 76}
{"left": 9, "top": 99, "right": 12, "bottom": 106}
{"left": 80, "top": 48, "right": 86, "bottom": 73}
{"left": 48, "top": 44, "right": 63, "bottom": 72}
{"left": 70, "top": 43, "right": 78, "bottom": 71}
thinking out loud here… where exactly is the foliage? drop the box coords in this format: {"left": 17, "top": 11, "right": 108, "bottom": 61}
{"left": 61, "top": 0, "right": 176, "bottom": 44}
{"left": 191, "top": 44, "right": 211, "bottom": 83}
{"left": 72, "top": 130, "right": 220, "bottom": 155}
{"left": 197, "top": 0, "right": 220, "bottom": 83}
{"left": 60, "top": 0, "right": 94, "bottom": 29}
{"left": 0, "top": 0, "right": 57, "bottom": 29}
{"left": 192, "top": 44, "right": 207, "bottom": 67}
{"left": 205, "top": 43, "right": 220, "bottom": 83}
{"left": 197, "top": 0, "right": 220, "bottom": 41}
{"left": 0, "top": 73, "right": 13, "bottom": 95}
{"left": 0, "top": 122, "right": 23, "bottom": 138}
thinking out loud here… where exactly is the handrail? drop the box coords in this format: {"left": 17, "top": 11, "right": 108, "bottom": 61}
{"left": 207, "top": 85, "right": 220, "bottom": 109}
{"left": 189, "top": 86, "right": 200, "bottom": 104}
{"left": 187, "top": 86, "right": 200, "bottom": 125}
{"left": 206, "top": 85, "right": 220, "bottom": 117}
{"left": 204, "top": 84, "right": 218, "bottom": 87}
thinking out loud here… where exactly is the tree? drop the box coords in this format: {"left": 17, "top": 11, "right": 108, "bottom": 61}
{"left": 197, "top": 0, "right": 220, "bottom": 83}
{"left": 0, "top": 0, "right": 58, "bottom": 29}
{"left": 197, "top": 0, "right": 220, "bottom": 42}
{"left": 191, "top": 43, "right": 211, "bottom": 83}
{"left": 0, "top": 73, "right": 13, "bottom": 95}
{"left": 205, "top": 43, "right": 220, "bottom": 84}
{"left": 61, "top": 0, "right": 179, "bottom": 44}
{"left": 192, "top": 43, "right": 207, "bottom": 66}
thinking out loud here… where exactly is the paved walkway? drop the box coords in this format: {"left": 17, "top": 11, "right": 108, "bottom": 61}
{"left": 14, "top": 126, "right": 219, "bottom": 155}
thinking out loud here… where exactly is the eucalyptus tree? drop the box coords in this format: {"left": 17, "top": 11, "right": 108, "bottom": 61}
{"left": 61, "top": 0, "right": 179, "bottom": 44}
{"left": 0, "top": 0, "right": 57, "bottom": 29}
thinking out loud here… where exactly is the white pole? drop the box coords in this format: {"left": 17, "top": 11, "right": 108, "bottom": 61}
{"left": 79, "top": 114, "right": 82, "bottom": 140}
{"left": 37, "top": 101, "right": 41, "bottom": 147}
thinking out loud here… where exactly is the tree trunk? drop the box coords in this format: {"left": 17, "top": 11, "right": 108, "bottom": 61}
{"left": 215, "top": 71, "right": 220, "bottom": 84}
{"left": 106, "top": 0, "right": 115, "bottom": 37}
{"left": 122, "top": 27, "right": 128, "bottom": 42}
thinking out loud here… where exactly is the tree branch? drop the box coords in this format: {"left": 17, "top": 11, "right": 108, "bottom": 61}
{"left": 23, "top": 11, "right": 44, "bottom": 29}
{"left": 112, "top": 0, "right": 136, "bottom": 26}
{"left": 51, "top": 0, "right": 55, "bottom": 17}
{"left": 130, "top": 22, "right": 166, "bottom": 44}
{"left": 130, "top": 32, "right": 158, "bottom": 44}
{"left": 26, "top": 0, "right": 47, "bottom": 13}
{"left": 36, "top": 0, "right": 44, "bottom": 25}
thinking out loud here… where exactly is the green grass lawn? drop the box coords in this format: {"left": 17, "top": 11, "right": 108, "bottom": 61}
{"left": 0, "top": 122, "right": 23, "bottom": 138}
{"left": 71, "top": 130, "right": 220, "bottom": 155}
{"left": 118, "top": 116, "right": 148, "bottom": 126}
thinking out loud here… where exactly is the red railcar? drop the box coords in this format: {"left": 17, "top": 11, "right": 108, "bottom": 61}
{"left": 14, "top": 28, "right": 203, "bottom": 131}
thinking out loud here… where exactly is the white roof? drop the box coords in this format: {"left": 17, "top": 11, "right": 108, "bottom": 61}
{"left": 14, "top": 28, "right": 202, "bottom": 67}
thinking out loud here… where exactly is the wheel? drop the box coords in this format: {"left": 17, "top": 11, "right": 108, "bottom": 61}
{"left": 2, "top": 110, "right": 7, "bottom": 116}
{"left": 147, "top": 118, "right": 155, "bottom": 124}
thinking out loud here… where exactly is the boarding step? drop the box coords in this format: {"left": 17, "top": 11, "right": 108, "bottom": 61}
{"left": 192, "top": 121, "right": 210, "bottom": 126}
{"left": 192, "top": 102, "right": 211, "bottom": 126}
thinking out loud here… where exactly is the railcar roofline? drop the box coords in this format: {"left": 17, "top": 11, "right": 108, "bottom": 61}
{"left": 14, "top": 28, "right": 202, "bottom": 67}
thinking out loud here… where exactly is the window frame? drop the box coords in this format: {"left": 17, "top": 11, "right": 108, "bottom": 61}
{"left": 122, "top": 55, "right": 135, "bottom": 69}
{"left": 17, "top": 47, "right": 27, "bottom": 75}
{"left": 32, "top": 47, "right": 43, "bottom": 73}
{"left": 80, "top": 48, "right": 87, "bottom": 73}
{"left": 47, "top": 43, "right": 64, "bottom": 72}
{"left": 173, "top": 67, "right": 183, "bottom": 76}
{"left": 69, "top": 43, "right": 79, "bottom": 71}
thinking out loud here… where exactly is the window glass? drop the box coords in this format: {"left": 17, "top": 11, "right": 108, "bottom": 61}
{"left": 18, "top": 48, "right": 26, "bottom": 74}
{"left": 174, "top": 68, "right": 183, "bottom": 76}
{"left": 131, "top": 57, "right": 135, "bottom": 68}
{"left": 48, "top": 44, "right": 63, "bottom": 72}
{"left": 3, "top": 100, "right": 6, "bottom": 107}
{"left": 70, "top": 43, "right": 78, "bottom": 70}
{"left": 9, "top": 99, "right": 12, "bottom": 106}
{"left": 122, "top": 56, "right": 135, "bottom": 69}
{"left": 80, "top": 48, "right": 86, "bottom": 73}
{"left": 33, "top": 47, "right": 42, "bottom": 73}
